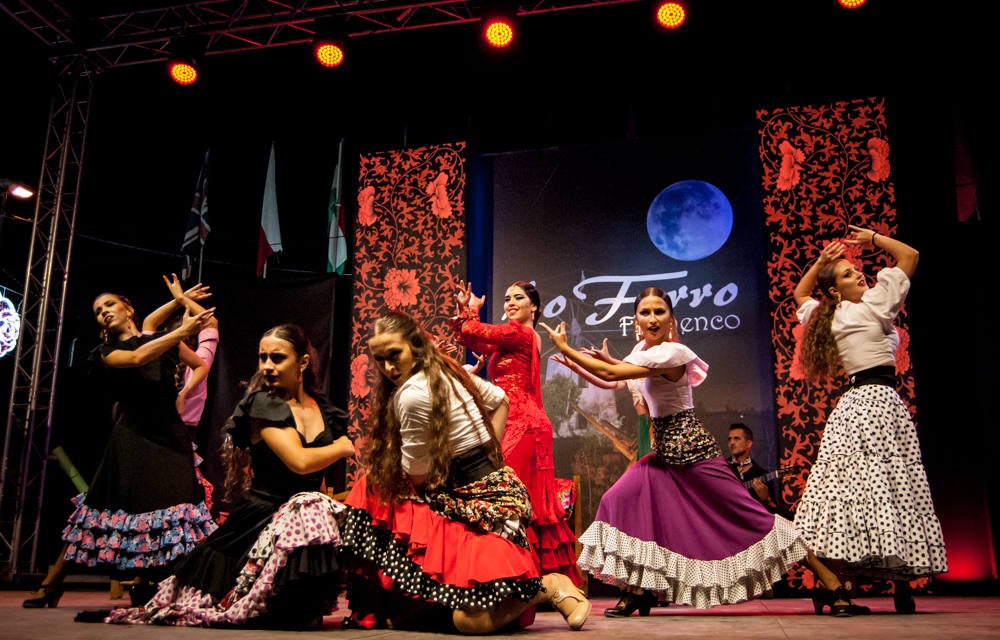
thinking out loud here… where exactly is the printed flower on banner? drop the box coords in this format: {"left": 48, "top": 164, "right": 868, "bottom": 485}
{"left": 427, "top": 171, "right": 452, "bottom": 218}
{"left": 358, "top": 185, "right": 377, "bottom": 226}
{"left": 866, "top": 137, "right": 891, "bottom": 182}
{"left": 895, "top": 324, "right": 910, "bottom": 373}
{"left": 350, "top": 354, "right": 370, "bottom": 398}
{"left": 789, "top": 323, "right": 806, "bottom": 380}
{"left": 777, "top": 140, "right": 805, "bottom": 191}
{"left": 383, "top": 268, "right": 420, "bottom": 309}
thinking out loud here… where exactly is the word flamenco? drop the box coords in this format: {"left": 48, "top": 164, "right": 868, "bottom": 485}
{"left": 540, "top": 271, "right": 742, "bottom": 337}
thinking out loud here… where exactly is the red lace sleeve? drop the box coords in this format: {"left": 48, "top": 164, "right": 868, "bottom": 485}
{"left": 449, "top": 307, "right": 526, "bottom": 355}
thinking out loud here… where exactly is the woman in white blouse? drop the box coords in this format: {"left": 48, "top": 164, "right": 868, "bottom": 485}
{"left": 337, "top": 310, "right": 590, "bottom": 634}
{"left": 793, "top": 225, "right": 947, "bottom": 614}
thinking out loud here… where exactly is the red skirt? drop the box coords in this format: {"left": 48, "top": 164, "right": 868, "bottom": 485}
{"left": 339, "top": 473, "right": 542, "bottom": 614}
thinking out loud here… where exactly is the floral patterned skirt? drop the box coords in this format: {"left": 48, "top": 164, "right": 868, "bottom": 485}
{"left": 105, "top": 491, "right": 346, "bottom": 627}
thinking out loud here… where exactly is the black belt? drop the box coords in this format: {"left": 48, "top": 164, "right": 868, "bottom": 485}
{"left": 447, "top": 445, "right": 498, "bottom": 487}
{"left": 848, "top": 365, "right": 896, "bottom": 388}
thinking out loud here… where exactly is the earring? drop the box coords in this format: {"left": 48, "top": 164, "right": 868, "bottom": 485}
{"left": 634, "top": 323, "right": 642, "bottom": 342}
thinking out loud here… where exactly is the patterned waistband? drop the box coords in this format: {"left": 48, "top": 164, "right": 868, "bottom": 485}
{"left": 650, "top": 408, "right": 721, "bottom": 465}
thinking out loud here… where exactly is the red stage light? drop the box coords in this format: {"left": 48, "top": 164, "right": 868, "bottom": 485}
{"left": 167, "top": 59, "right": 198, "bottom": 86}
{"left": 482, "top": 17, "right": 515, "bottom": 48}
{"left": 654, "top": 1, "right": 687, "bottom": 30}
{"left": 314, "top": 41, "right": 346, "bottom": 68}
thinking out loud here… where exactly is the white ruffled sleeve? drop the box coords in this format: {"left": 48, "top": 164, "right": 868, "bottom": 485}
{"left": 624, "top": 342, "right": 709, "bottom": 388}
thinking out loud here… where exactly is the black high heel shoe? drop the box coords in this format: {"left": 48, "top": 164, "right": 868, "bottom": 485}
{"left": 22, "top": 584, "right": 64, "bottom": 608}
{"left": 604, "top": 589, "right": 656, "bottom": 618}
{"left": 893, "top": 581, "right": 916, "bottom": 614}
{"left": 812, "top": 587, "right": 871, "bottom": 617}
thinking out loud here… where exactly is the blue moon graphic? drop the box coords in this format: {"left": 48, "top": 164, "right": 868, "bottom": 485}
{"left": 646, "top": 180, "right": 734, "bottom": 261}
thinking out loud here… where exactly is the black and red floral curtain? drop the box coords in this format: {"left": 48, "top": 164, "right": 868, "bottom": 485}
{"left": 757, "top": 97, "right": 916, "bottom": 512}
{"left": 345, "top": 142, "right": 468, "bottom": 484}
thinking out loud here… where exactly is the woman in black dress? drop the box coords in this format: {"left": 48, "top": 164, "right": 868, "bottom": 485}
{"left": 24, "top": 290, "right": 218, "bottom": 608}
{"left": 106, "top": 323, "right": 355, "bottom": 628}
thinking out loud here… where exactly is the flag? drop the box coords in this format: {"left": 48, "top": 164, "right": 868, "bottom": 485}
{"left": 180, "top": 149, "right": 210, "bottom": 281}
{"left": 326, "top": 137, "right": 347, "bottom": 275}
{"left": 257, "top": 143, "right": 283, "bottom": 277}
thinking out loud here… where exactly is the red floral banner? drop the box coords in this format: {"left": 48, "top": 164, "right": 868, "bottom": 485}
{"left": 346, "top": 142, "right": 468, "bottom": 484}
{"left": 758, "top": 98, "right": 916, "bottom": 589}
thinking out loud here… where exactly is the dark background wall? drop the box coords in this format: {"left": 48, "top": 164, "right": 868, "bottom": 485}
{"left": 0, "top": 0, "right": 995, "bottom": 583}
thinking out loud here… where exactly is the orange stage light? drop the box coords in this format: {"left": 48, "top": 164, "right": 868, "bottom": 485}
{"left": 654, "top": 1, "right": 687, "bottom": 30}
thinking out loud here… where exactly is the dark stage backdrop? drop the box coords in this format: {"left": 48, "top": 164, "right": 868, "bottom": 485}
{"left": 488, "top": 131, "right": 778, "bottom": 526}
{"left": 206, "top": 273, "right": 343, "bottom": 503}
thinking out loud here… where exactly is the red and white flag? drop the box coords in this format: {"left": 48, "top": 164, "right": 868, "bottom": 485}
{"left": 257, "top": 143, "right": 283, "bottom": 277}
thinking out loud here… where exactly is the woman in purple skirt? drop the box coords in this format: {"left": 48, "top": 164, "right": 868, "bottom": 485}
{"left": 541, "top": 287, "right": 864, "bottom": 617}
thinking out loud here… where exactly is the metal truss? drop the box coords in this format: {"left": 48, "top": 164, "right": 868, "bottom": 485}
{"left": 0, "top": 0, "right": 636, "bottom": 581}
{"left": 1, "top": 0, "right": 641, "bottom": 71}
{"left": 0, "top": 58, "right": 92, "bottom": 580}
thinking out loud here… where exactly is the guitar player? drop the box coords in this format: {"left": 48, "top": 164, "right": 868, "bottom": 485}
{"left": 726, "top": 422, "right": 789, "bottom": 517}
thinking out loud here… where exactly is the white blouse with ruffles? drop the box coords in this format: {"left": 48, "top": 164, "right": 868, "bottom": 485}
{"left": 622, "top": 341, "right": 709, "bottom": 418}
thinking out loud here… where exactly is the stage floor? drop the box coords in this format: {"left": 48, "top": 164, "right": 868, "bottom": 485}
{"left": 2, "top": 586, "right": 999, "bottom": 640}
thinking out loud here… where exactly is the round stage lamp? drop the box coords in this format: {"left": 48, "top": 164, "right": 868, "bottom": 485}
{"left": 314, "top": 40, "right": 346, "bottom": 68}
{"left": 167, "top": 57, "right": 199, "bottom": 86}
{"left": 654, "top": 1, "right": 687, "bottom": 29}
{"left": 482, "top": 16, "right": 515, "bottom": 49}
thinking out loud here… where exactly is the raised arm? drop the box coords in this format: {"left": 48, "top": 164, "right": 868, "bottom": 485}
{"left": 142, "top": 274, "right": 212, "bottom": 332}
{"left": 176, "top": 342, "right": 208, "bottom": 415}
{"left": 103, "top": 307, "right": 215, "bottom": 368}
{"left": 846, "top": 224, "right": 919, "bottom": 279}
{"left": 539, "top": 321, "right": 652, "bottom": 382}
{"left": 550, "top": 354, "right": 625, "bottom": 390}
{"left": 793, "top": 240, "right": 845, "bottom": 309}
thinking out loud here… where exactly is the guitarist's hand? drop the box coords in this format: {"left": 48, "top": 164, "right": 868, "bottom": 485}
{"left": 750, "top": 477, "right": 771, "bottom": 502}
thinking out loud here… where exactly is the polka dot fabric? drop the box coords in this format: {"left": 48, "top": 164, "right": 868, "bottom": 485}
{"left": 793, "top": 384, "right": 948, "bottom": 578}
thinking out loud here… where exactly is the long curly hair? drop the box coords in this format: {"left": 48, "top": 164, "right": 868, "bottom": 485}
{"left": 219, "top": 323, "right": 321, "bottom": 504}
{"left": 797, "top": 263, "right": 844, "bottom": 381}
{"left": 362, "top": 310, "right": 503, "bottom": 504}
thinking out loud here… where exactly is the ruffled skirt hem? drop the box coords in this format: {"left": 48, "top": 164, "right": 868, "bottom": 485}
{"left": 106, "top": 491, "right": 346, "bottom": 627}
{"left": 578, "top": 516, "right": 809, "bottom": 609}
{"left": 340, "top": 479, "right": 542, "bottom": 611}
{"left": 62, "top": 493, "right": 217, "bottom": 571}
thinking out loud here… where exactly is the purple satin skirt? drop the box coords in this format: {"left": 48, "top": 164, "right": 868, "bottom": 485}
{"left": 577, "top": 454, "right": 809, "bottom": 608}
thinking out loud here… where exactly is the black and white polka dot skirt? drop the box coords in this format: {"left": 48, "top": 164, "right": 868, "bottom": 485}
{"left": 793, "top": 383, "right": 948, "bottom": 579}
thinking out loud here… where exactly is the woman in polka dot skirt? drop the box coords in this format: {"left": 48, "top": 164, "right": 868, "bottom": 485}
{"left": 542, "top": 288, "right": 863, "bottom": 617}
{"left": 793, "top": 226, "right": 948, "bottom": 614}
{"left": 104, "top": 323, "right": 356, "bottom": 628}
{"left": 338, "top": 311, "right": 591, "bottom": 633}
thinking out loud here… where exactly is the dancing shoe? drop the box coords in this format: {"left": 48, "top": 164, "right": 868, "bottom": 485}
{"left": 128, "top": 581, "right": 157, "bottom": 607}
{"left": 604, "top": 589, "right": 657, "bottom": 618}
{"left": 22, "top": 584, "right": 64, "bottom": 608}
{"left": 546, "top": 574, "right": 591, "bottom": 631}
{"left": 812, "top": 586, "right": 871, "bottom": 617}
{"left": 894, "top": 582, "right": 917, "bottom": 614}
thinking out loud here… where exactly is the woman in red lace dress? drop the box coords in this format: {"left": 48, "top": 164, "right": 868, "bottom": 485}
{"left": 450, "top": 280, "right": 582, "bottom": 585}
